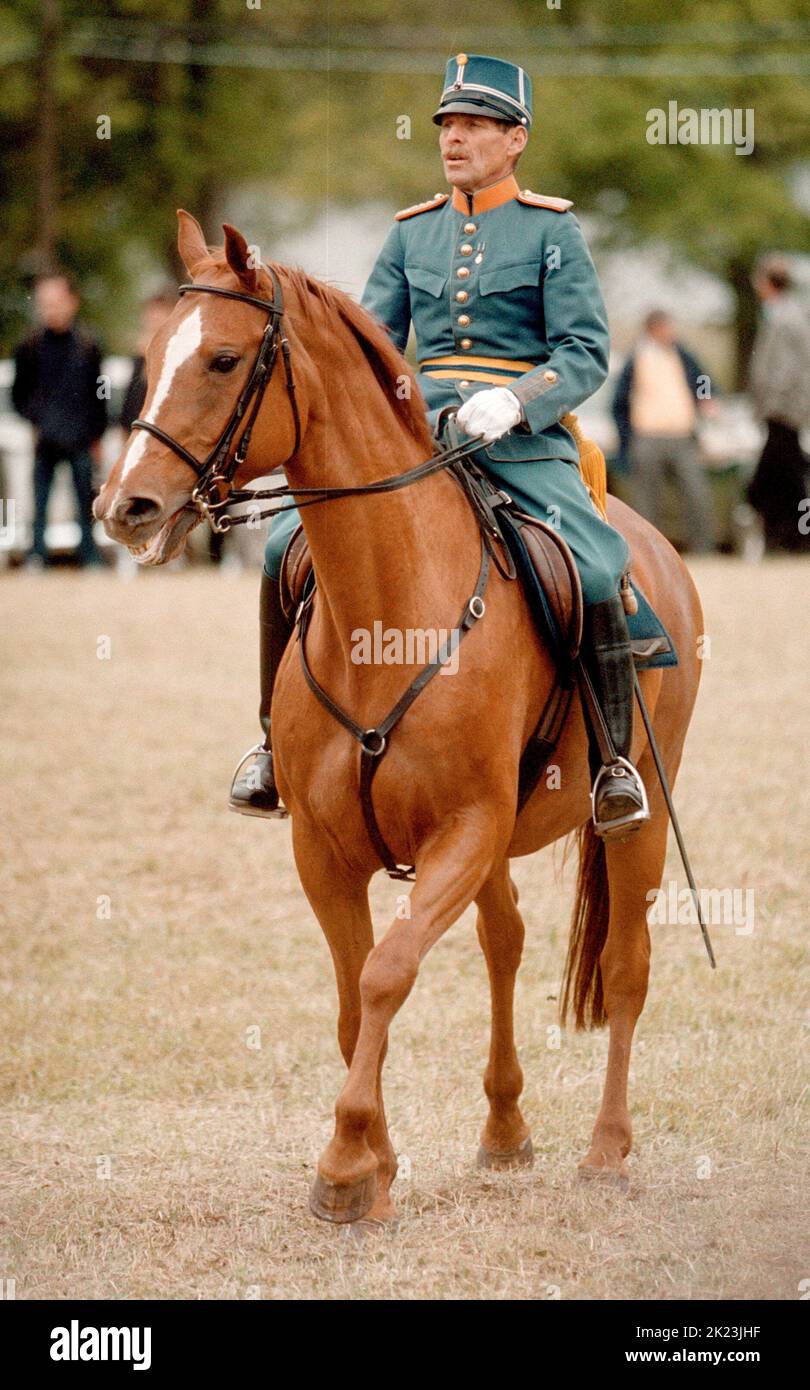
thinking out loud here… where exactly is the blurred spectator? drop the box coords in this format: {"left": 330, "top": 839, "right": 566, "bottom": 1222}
{"left": 119, "top": 288, "right": 176, "bottom": 433}
{"left": 612, "top": 310, "right": 716, "bottom": 554}
{"left": 12, "top": 272, "right": 107, "bottom": 568}
{"left": 747, "top": 255, "right": 810, "bottom": 553}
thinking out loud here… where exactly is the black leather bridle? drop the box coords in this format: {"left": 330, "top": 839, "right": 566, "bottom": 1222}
{"left": 131, "top": 268, "right": 301, "bottom": 532}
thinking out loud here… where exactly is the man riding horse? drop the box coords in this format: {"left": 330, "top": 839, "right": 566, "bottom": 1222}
{"left": 230, "top": 52, "right": 649, "bottom": 840}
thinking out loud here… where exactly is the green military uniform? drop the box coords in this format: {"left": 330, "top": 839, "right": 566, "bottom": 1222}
{"left": 265, "top": 54, "right": 629, "bottom": 607}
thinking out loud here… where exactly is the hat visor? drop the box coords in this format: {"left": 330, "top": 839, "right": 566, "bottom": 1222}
{"left": 432, "top": 97, "right": 527, "bottom": 126}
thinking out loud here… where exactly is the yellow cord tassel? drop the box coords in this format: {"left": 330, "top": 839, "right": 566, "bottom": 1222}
{"left": 560, "top": 411, "right": 608, "bottom": 521}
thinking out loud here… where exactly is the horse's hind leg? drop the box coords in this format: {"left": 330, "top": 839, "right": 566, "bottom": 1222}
{"left": 578, "top": 811, "right": 669, "bottom": 1185}
{"left": 474, "top": 861, "right": 533, "bottom": 1169}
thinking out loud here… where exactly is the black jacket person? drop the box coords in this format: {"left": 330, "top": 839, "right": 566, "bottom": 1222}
{"left": 12, "top": 274, "right": 107, "bottom": 566}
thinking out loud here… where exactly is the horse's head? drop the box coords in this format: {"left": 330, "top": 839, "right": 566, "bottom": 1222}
{"left": 94, "top": 211, "right": 305, "bottom": 564}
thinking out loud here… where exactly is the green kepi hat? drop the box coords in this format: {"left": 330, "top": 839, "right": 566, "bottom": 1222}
{"left": 432, "top": 53, "right": 532, "bottom": 128}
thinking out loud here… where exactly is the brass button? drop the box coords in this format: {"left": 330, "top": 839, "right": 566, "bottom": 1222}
{"left": 464, "top": 221, "right": 477, "bottom": 233}
{"left": 456, "top": 266, "right": 470, "bottom": 279}
{"left": 457, "top": 314, "right": 471, "bottom": 326}
{"left": 460, "top": 338, "right": 473, "bottom": 349}
{"left": 459, "top": 379, "right": 470, "bottom": 388}
{"left": 543, "top": 369, "right": 558, "bottom": 382}
{"left": 459, "top": 243, "right": 473, "bottom": 256}
{"left": 455, "top": 290, "right": 469, "bottom": 302}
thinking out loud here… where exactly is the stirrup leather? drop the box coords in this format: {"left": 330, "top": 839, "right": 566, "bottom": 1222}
{"left": 229, "top": 743, "right": 289, "bottom": 819}
{"left": 591, "top": 755, "right": 650, "bottom": 838}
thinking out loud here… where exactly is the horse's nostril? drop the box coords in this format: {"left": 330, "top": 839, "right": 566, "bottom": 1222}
{"left": 116, "top": 495, "right": 161, "bottom": 525}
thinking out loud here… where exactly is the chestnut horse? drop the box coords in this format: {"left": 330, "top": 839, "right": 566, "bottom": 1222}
{"left": 95, "top": 212, "right": 703, "bottom": 1225}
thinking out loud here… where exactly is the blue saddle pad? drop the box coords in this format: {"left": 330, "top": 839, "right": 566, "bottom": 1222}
{"left": 497, "top": 511, "right": 678, "bottom": 670}
{"left": 627, "top": 583, "right": 678, "bottom": 668}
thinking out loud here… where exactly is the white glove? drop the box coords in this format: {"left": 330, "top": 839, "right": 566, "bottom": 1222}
{"left": 456, "top": 387, "right": 524, "bottom": 444}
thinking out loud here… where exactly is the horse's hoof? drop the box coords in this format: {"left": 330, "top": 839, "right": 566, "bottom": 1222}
{"left": 576, "top": 1163, "right": 629, "bottom": 1192}
{"left": 309, "top": 1170, "right": 377, "bottom": 1224}
{"left": 476, "top": 1135, "right": 534, "bottom": 1170}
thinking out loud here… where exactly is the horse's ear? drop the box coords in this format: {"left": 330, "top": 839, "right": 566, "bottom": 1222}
{"left": 223, "top": 223, "right": 259, "bottom": 293}
{"left": 177, "top": 210, "right": 210, "bottom": 278}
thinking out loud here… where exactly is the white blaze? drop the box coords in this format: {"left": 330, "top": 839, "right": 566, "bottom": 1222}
{"left": 120, "top": 305, "right": 203, "bottom": 481}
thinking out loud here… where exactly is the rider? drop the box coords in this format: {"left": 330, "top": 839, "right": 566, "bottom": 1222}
{"left": 230, "top": 52, "right": 649, "bottom": 840}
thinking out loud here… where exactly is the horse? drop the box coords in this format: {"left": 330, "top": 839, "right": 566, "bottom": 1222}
{"left": 94, "top": 210, "right": 704, "bottom": 1226}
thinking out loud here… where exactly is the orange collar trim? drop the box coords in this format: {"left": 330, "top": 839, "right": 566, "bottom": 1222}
{"left": 451, "top": 174, "right": 520, "bottom": 215}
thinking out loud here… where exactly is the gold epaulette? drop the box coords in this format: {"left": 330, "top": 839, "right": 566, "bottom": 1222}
{"left": 394, "top": 193, "right": 450, "bottom": 221}
{"left": 515, "top": 189, "right": 573, "bottom": 212}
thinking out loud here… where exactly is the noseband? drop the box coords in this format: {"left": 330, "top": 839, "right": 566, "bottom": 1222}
{"left": 130, "top": 267, "right": 302, "bottom": 532}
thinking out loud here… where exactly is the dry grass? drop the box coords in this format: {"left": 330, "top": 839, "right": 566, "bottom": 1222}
{"left": 1, "top": 557, "right": 808, "bottom": 1300}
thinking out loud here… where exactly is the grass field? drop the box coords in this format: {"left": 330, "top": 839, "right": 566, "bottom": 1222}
{"left": 1, "top": 557, "right": 808, "bottom": 1301}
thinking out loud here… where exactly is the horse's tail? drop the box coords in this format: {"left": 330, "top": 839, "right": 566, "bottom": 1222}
{"left": 561, "top": 822, "right": 609, "bottom": 1030}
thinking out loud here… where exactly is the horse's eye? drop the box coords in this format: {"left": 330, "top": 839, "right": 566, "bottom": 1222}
{"left": 210, "top": 354, "right": 239, "bottom": 374}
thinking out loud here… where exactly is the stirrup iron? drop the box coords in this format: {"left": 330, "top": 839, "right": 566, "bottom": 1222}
{"left": 228, "top": 743, "right": 289, "bottom": 819}
{"left": 591, "top": 756, "right": 650, "bottom": 840}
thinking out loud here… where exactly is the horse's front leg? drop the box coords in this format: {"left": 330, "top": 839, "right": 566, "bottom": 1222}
{"left": 474, "top": 861, "right": 533, "bottom": 1168}
{"left": 291, "top": 822, "right": 399, "bottom": 1224}
{"left": 311, "top": 807, "right": 505, "bottom": 1224}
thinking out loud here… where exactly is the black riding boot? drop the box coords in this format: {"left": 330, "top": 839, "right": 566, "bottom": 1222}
{"left": 581, "top": 594, "right": 649, "bottom": 840}
{"left": 229, "top": 572, "right": 293, "bottom": 818}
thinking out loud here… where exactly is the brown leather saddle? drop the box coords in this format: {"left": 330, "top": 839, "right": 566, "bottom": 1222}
{"left": 280, "top": 524, "right": 316, "bottom": 625}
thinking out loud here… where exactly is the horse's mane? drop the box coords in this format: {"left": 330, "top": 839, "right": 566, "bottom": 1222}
{"left": 274, "top": 264, "right": 434, "bottom": 453}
